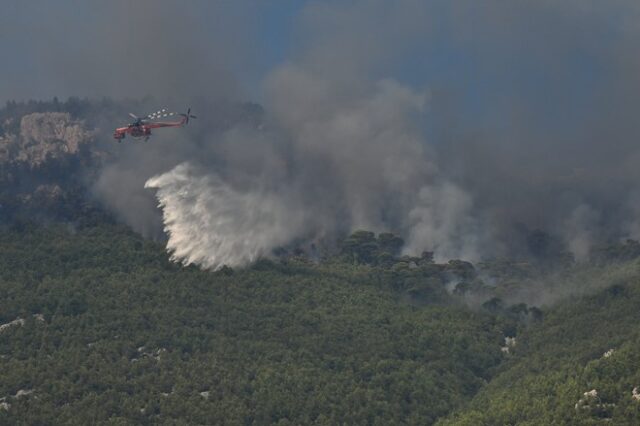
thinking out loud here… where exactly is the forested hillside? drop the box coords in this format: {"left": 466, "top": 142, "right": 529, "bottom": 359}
{"left": 0, "top": 224, "right": 510, "bottom": 425}
{"left": 2, "top": 223, "right": 640, "bottom": 424}
{"left": 439, "top": 260, "right": 640, "bottom": 425}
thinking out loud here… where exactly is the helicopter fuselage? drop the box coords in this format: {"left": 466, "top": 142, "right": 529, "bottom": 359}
{"left": 113, "top": 124, "right": 152, "bottom": 141}
{"left": 113, "top": 107, "right": 195, "bottom": 142}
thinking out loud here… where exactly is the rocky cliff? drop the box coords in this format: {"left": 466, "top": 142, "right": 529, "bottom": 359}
{"left": 0, "top": 112, "right": 103, "bottom": 222}
{"left": 0, "top": 112, "right": 95, "bottom": 167}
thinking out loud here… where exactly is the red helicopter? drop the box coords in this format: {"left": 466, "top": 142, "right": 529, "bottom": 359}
{"left": 113, "top": 107, "right": 196, "bottom": 142}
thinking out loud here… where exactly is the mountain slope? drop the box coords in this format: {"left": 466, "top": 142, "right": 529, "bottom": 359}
{"left": 439, "top": 261, "right": 640, "bottom": 425}
{"left": 0, "top": 224, "right": 506, "bottom": 425}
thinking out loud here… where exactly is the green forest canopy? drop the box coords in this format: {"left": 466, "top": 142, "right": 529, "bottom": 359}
{"left": 0, "top": 224, "right": 639, "bottom": 424}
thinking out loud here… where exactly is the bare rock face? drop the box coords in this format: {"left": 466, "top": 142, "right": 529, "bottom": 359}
{"left": 0, "top": 112, "right": 94, "bottom": 167}
{"left": 0, "top": 112, "right": 103, "bottom": 220}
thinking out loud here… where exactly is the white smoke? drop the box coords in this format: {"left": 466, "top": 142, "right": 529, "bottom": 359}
{"left": 562, "top": 204, "right": 600, "bottom": 262}
{"left": 405, "top": 182, "right": 480, "bottom": 262}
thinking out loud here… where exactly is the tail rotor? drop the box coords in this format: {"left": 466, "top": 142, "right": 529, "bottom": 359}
{"left": 180, "top": 107, "right": 197, "bottom": 124}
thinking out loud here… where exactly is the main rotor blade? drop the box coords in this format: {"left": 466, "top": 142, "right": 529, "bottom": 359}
{"left": 128, "top": 113, "right": 138, "bottom": 119}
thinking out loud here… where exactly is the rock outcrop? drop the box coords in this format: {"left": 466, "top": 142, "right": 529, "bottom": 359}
{"left": 0, "top": 112, "right": 94, "bottom": 167}
{"left": 0, "top": 112, "right": 103, "bottom": 221}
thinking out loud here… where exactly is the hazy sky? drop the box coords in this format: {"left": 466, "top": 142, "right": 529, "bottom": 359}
{"left": 3, "top": 0, "right": 635, "bottom": 126}
{"left": 0, "top": 0, "right": 306, "bottom": 102}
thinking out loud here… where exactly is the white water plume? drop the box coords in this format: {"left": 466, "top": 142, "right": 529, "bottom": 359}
{"left": 145, "top": 163, "right": 308, "bottom": 269}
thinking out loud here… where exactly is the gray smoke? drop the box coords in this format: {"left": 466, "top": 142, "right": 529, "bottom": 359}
{"left": 7, "top": 1, "right": 640, "bottom": 268}
{"left": 144, "top": 71, "right": 481, "bottom": 268}
{"left": 136, "top": 0, "right": 640, "bottom": 268}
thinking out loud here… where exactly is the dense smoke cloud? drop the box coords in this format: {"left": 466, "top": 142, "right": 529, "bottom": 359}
{"left": 8, "top": 1, "right": 640, "bottom": 268}
{"left": 431, "top": 0, "right": 640, "bottom": 259}
{"left": 140, "top": 0, "right": 640, "bottom": 268}
{"left": 145, "top": 72, "right": 482, "bottom": 267}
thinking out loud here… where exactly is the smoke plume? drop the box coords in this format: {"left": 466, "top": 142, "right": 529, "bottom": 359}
{"left": 8, "top": 1, "right": 640, "bottom": 268}
{"left": 139, "top": 0, "right": 640, "bottom": 268}
{"left": 144, "top": 72, "right": 482, "bottom": 268}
